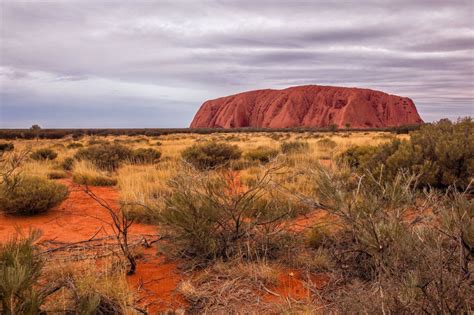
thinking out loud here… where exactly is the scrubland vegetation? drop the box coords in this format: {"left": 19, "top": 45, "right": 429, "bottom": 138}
{"left": 0, "top": 118, "right": 472, "bottom": 313}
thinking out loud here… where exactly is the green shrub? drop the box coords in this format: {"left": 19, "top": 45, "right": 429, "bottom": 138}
{"left": 160, "top": 168, "right": 291, "bottom": 260}
{"left": 61, "top": 157, "right": 75, "bottom": 171}
{"left": 304, "top": 164, "right": 473, "bottom": 313}
{"left": 30, "top": 148, "right": 58, "bottom": 161}
{"left": 0, "top": 230, "right": 44, "bottom": 314}
{"left": 340, "top": 118, "right": 474, "bottom": 189}
{"left": 0, "top": 142, "right": 14, "bottom": 152}
{"left": 245, "top": 146, "right": 279, "bottom": 163}
{"left": 0, "top": 176, "right": 68, "bottom": 215}
{"left": 281, "top": 141, "right": 309, "bottom": 154}
{"left": 131, "top": 148, "right": 161, "bottom": 164}
{"left": 47, "top": 171, "right": 68, "bottom": 179}
{"left": 67, "top": 142, "right": 83, "bottom": 149}
{"left": 317, "top": 138, "right": 337, "bottom": 149}
{"left": 181, "top": 142, "right": 242, "bottom": 170}
{"left": 72, "top": 174, "right": 118, "bottom": 186}
{"left": 75, "top": 144, "right": 133, "bottom": 171}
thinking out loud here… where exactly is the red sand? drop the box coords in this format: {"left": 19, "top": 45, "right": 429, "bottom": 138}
{"left": 0, "top": 177, "right": 331, "bottom": 312}
{"left": 190, "top": 85, "right": 423, "bottom": 129}
{"left": 0, "top": 179, "right": 186, "bottom": 313}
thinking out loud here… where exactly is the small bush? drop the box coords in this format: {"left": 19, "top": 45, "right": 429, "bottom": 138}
{"left": 30, "top": 148, "right": 58, "bottom": 161}
{"left": 61, "top": 157, "right": 75, "bottom": 171}
{"left": 155, "top": 141, "right": 163, "bottom": 146}
{"left": 181, "top": 142, "right": 242, "bottom": 170}
{"left": 47, "top": 171, "right": 68, "bottom": 179}
{"left": 0, "top": 142, "right": 14, "bottom": 152}
{"left": 75, "top": 144, "right": 133, "bottom": 171}
{"left": 245, "top": 146, "right": 279, "bottom": 163}
{"left": 281, "top": 141, "right": 309, "bottom": 154}
{"left": 317, "top": 138, "right": 337, "bottom": 149}
{"left": 160, "top": 168, "right": 292, "bottom": 260}
{"left": 131, "top": 148, "right": 161, "bottom": 164}
{"left": 0, "top": 176, "right": 68, "bottom": 215}
{"left": 67, "top": 142, "right": 83, "bottom": 149}
{"left": 0, "top": 230, "right": 44, "bottom": 314}
{"left": 72, "top": 174, "right": 118, "bottom": 186}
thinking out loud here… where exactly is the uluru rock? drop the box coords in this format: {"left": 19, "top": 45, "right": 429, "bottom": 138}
{"left": 190, "top": 85, "right": 423, "bottom": 129}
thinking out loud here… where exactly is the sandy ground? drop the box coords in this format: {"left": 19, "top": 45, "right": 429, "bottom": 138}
{"left": 0, "top": 178, "right": 329, "bottom": 313}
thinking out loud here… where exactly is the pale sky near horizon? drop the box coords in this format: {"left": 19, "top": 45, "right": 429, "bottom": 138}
{"left": 1, "top": 0, "right": 473, "bottom": 128}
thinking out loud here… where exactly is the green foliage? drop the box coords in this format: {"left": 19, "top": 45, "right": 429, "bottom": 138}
{"left": 75, "top": 144, "right": 133, "bottom": 171}
{"left": 160, "top": 168, "right": 291, "bottom": 260}
{"left": 340, "top": 118, "right": 474, "bottom": 189}
{"left": 61, "top": 157, "right": 74, "bottom": 171}
{"left": 131, "top": 148, "right": 161, "bottom": 164}
{"left": 30, "top": 148, "right": 58, "bottom": 161}
{"left": 305, "top": 164, "right": 473, "bottom": 313}
{"left": 0, "top": 143, "right": 14, "bottom": 153}
{"left": 0, "top": 230, "right": 44, "bottom": 314}
{"left": 245, "top": 146, "right": 279, "bottom": 163}
{"left": 280, "top": 141, "right": 309, "bottom": 154}
{"left": 72, "top": 174, "right": 118, "bottom": 186}
{"left": 0, "top": 176, "right": 68, "bottom": 215}
{"left": 181, "top": 142, "right": 242, "bottom": 170}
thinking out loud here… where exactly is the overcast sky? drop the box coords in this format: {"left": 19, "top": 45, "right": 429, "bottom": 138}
{"left": 1, "top": 0, "right": 473, "bottom": 128}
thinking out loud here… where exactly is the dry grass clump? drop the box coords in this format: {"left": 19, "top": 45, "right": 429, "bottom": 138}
{"left": 66, "top": 142, "right": 84, "bottom": 149}
{"left": 280, "top": 141, "right": 309, "bottom": 154}
{"left": 46, "top": 260, "right": 134, "bottom": 314}
{"left": 316, "top": 138, "right": 337, "bottom": 149}
{"left": 245, "top": 146, "right": 279, "bottom": 163}
{"left": 72, "top": 160, "right": 117, "bottom": 186}
{"left": 47, "top": 170, "right": 68, "bottom": 179}
{"left": 31, "top": 148, "right": 58, "bottom": 161}
{"left": 0, "top": 142, "right": 14, "bottom": 152}
{"left": 178, "top": 260, "right": 279, "bottom": 313}
{"left": 130, "top": 147, "right": 161, "bottom": 164}
{"left": 117, "top": 162, "right": 179, "bottom": 223}
{"left": 1, "top": 229, "right": 136, "bottom": 314}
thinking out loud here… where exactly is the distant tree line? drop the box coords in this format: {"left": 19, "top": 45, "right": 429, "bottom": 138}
{"left": 0, "top": 124, "right": 422, "bottom": 140}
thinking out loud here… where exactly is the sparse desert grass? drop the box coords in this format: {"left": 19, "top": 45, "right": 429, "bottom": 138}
{"left": 117, "top": 161, "right": 180, "bottom": 222}
{"left": 72, "top": 160, "right": 117, "bottom": 186}
{"left": 6, "top": 128, "right": 469, "bottom": 313}
{"left": 178, "top": 260, "right": 280, "bottom": 313}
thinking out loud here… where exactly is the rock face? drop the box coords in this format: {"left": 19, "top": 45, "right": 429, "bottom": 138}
{"left": 190, "top": 85, "right": 423, "bottom": 129}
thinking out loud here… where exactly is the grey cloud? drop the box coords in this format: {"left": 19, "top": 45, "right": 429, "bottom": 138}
{"left": 0, "top": 0, "right": 473, "bottom": 127}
